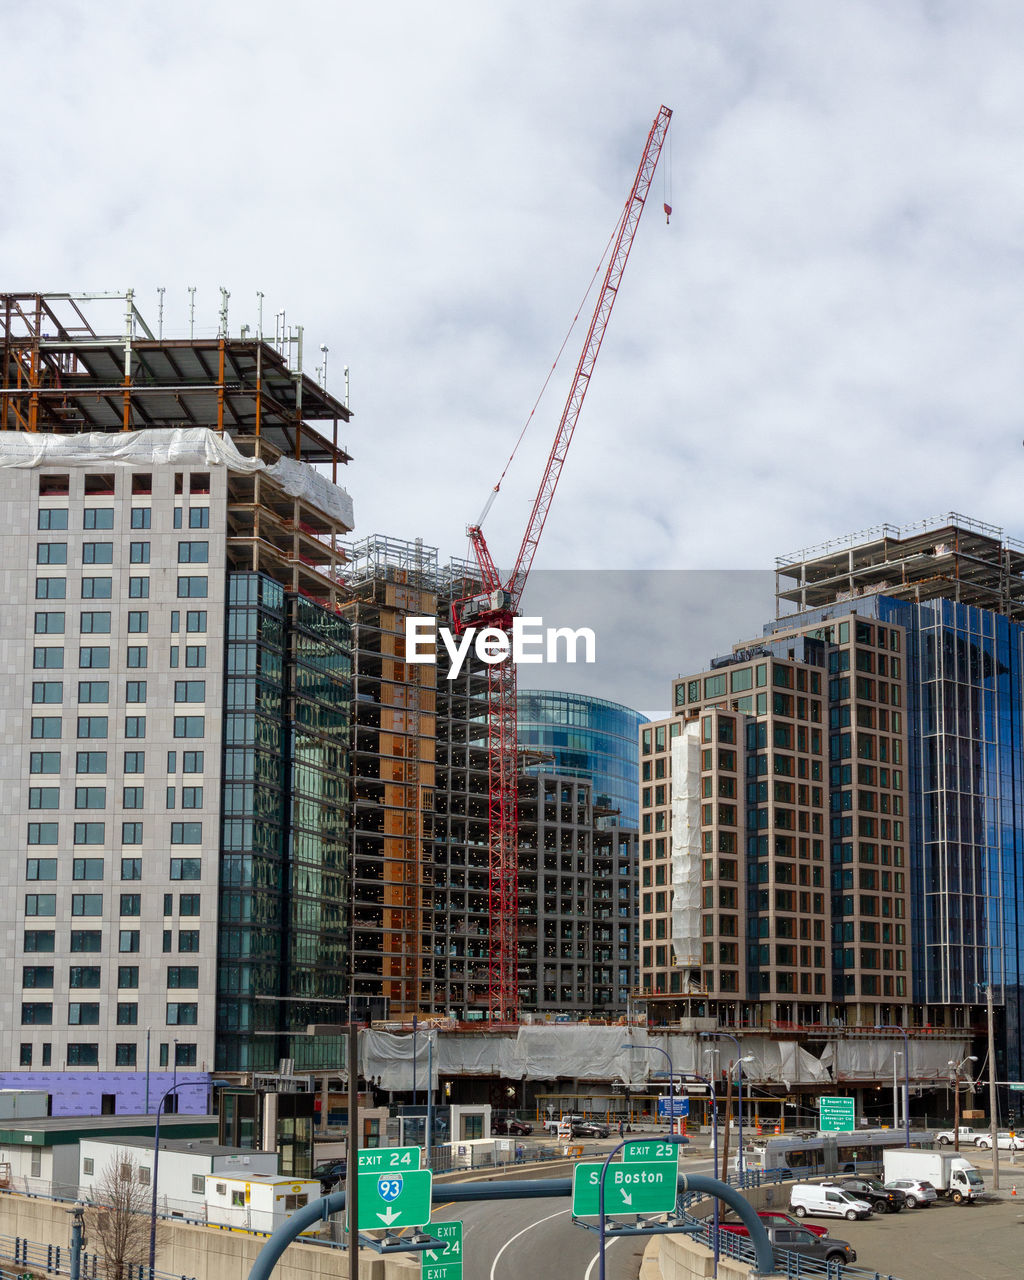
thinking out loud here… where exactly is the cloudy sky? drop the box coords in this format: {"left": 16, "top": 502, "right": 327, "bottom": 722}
{"left": 6, "top": 1, "right": 1023, "bottom": 709}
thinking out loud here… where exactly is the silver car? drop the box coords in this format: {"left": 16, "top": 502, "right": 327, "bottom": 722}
{"left": 884, "top": 1177, "right": 938, "bottom": 1208}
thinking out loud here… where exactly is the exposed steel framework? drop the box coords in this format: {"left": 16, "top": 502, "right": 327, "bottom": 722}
{"left": 456, "top": 106, "right": 672, "bottom": 1022}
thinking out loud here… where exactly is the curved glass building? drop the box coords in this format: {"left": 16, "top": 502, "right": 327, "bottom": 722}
{"left": 517, "top": 690, "right": 643, "bottom": 828}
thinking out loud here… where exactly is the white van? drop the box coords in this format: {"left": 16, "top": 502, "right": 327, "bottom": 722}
{"left": 790, "top": 1183, "right": 873, "bottom": 1221}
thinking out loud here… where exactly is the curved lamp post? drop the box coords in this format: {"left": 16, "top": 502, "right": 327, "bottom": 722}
{"left": 701, "top": 1031, "right": 750, "bottom": 1178}
{"left": 623, "top": 1042, "right": 676, "bottom": 1127}
{"left": 148, "top": 1080, "right": 192, "bottom": 1273}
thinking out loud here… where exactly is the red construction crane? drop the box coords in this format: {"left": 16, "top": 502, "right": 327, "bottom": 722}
{"left": 454, "top": 105, "right": 672, "bottom": 1023}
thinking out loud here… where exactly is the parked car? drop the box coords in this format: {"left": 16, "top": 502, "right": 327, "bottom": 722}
{"left": 571, "top": 1119, "right": 611, "bottom": 1139}
{"left": 730, "top": 1224, "right": 856, "bottom": 1267}
{"left": 492, "top": 1116, "right": 533, "bottom": 1135}
{"left": 720, "top": 1212, "right": 829, "bottom": 1239}
{"left": 313, "top": 1159, "right": 347, "bottom": 1192}
{"left": 935, "top": 1126, "right": 985, "bottom": 1146}
{"left": 974, "top": 1131, "right": 1024, "bottom": 1151}
{"left": 831, "top": 1175, "right": 906, "bottom": 1213}
{"left": 883, "top": 1177, "right": 938, "bottom": 1208}
{"left": 790, "top": 1183, "right": 873, "bottom": 1221}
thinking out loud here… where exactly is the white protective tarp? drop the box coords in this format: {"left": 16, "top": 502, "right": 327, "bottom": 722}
{"left": 0, "top": 427, "right": 354, "bottom": 528}
{"left": 670, "top": 723, "right": 702, "bottom": 967}
{"left": 360, "top": 1030, "right": 438, "bottom": 1092}
{"left": 819, "top": 1037, "right": 970, "bottom": 1083}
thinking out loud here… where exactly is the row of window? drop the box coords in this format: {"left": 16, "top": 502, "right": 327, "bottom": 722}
{"left": 24, "top": 929, "right": 200, "bottom": 952}
{"left": 27, "top": 857, "right": 201, "bottom": 880}
{"left": 33, "top": 676, "right": 206, "bottom": 706}
{"left": 38, "top": 506, "right": 210, "bottom": 530}
{"left": 26, "top": 821, "right": 202, "bottom": 845}
{"left": 19, "top": 1041, "right": 197, "bottom": 1068}
{"left": 30, "top": 750, "right": 204, "bottom": 774}
{"left": 37, "top": 540, "right": 209, "bottom": 563}
{"left": 31, "top": 715, "right": 205, "bottom": 739}
{"left": 22, "top": 1002, "right": 198, "bottom": 1026}
{"left": 37, "top": 576, "right": 152, "bottom": 599}
{"left": 24, "top": 964, "right": 199, "bottom": 988}
{"left": 25, "top": 893, "right": 200, "bottom": 916}
{"left": 28, "top": 785, "right": 203, "bottom": 808}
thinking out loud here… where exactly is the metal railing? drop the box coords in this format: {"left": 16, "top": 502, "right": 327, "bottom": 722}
{"left": 0, "top": 1232, "right": 197, "bottom": 1280}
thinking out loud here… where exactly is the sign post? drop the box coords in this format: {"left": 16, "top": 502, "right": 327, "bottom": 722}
{"left": 818, "top": 1097, "right": 856, "bottom": 1132}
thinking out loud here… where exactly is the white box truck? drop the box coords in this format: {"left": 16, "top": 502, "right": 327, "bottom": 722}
{"left": 882, "top": 1148, "right": 984, "bottom": 1204}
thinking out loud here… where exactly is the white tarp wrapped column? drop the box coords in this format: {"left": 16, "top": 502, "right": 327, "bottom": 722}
{"left": 670, "top": 722, "right": 702, "bottom": 968}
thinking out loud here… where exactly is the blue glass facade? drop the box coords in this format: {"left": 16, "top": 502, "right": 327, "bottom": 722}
{"left": 517, "top": 690, "right": 643, "bottom": 828}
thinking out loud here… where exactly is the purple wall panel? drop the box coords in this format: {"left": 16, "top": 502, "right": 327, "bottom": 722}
{"left": 0, "top": 1072, "right": 210, "bottom": 1116}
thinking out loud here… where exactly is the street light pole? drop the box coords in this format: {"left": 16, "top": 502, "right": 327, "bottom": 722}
{"left": 701, "top": 1031, "right": 747, "bottom": 1178}
{"left": 148, "top": 1080, "right": 191, "bottom": 1273}
{"left": 876, "top": 1023, "right": 910, "bottom": 1147}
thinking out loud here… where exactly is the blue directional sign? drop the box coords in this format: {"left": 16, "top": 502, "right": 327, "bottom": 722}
{"left": 656, "top": 1097, "right": 689, "bottom": 1118}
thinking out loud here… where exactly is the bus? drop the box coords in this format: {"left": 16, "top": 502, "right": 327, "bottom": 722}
{"left": 738, "top": 1128, "right": 934, "bottom": 1177}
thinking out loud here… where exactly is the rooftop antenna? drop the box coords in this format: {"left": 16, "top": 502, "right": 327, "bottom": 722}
{"left": 319, "top": 343, "right": 329, "bottom": 389}
{"left": 188, "top": 287, "right": 196, "bottom": 339}
{"left": 156, "top": 287, "right": 166, "bottom": 340}
{"left": 218, "top": 287, "right": 230, "bottom": 340}
{"left": 256, "top": 291, "right": 264, "bottom": 340}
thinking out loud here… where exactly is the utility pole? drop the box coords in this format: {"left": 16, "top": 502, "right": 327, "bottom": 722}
{"left": 720, "top": 1068, "right": 733, "bottom": 1181}
{"left": 348, "top": 1020, "right": 359, "bottom": 1280}
{"left": 988, "top": 984, "right": 1000, "bottom": 1190}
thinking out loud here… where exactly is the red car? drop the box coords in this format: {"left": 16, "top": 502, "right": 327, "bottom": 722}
{"left": 492, "top": 1116, "right": 533, "bottom": 1135}
{"left": 720, "top": 1212, "right": 829, "bottom": 1239}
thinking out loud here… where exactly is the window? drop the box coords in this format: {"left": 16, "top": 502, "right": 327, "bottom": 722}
{"left": 81, "top": 577, "right": 113, "bottom": 599}
{"left": 33, "top": 681, "right": 63, "bottom": 703}
{"left": 29, "top": 787, "right": 60, "bottom": 809}
{"left": 128, "top": 577, "right": 150, "bottom": 598}
{"left": 69, "top": 1003, "right": 100, "bottom": 1025}
{"left": 186, "top": 611, "right": 207, "bottom": 633}
{"left": 30, "top": 752, "right": 61, "bottom": 773}
{"left": 178, "top": 541, "right": 209, "bottom": 563}
{"left": 19, "top": 1044, "right": 32, "bottom": 1066}
{"left": 75, "top": 786, "right": 106, "bottom": 808}
{"left": 126, "top": 646, "right": 148, "bottom": 668}
{"left": 125, "top": 680, "right": 147, "bottom": 702}
{"left": 183, "top": 751, "right": 204, "bottom": 773}
{"left": 82, "top": 542, "right": 113, "bottom": 564}
{"left": 121, "top": 857, "right": 142, "bottom": 880}
{"left": 167, "top": 966, "right": 199, "bottom": 988}
{"left": 173, "top": 717, "right": 204, "bottom": 738}
{"left": 163, "top": 892, "right": 173, "bottom": 916}
{"left": 72, "top": 859, "right": 104, "bottom": 880}
{"left": 177, "top": 577, "right": 208, "bottom": 598}
{"left": 179, "top": 894, "right": 200, "bottom": 916}
{"left": 125, "top": 716, "right": 146, "bottom": 738}
{"left": 192, "top": 1174, "right": 205, "bottom": 1194}
{"left": 166, "top": 1002, "right": 198, "bottom": 1025}
{"left": 188, "top": 508, "right": 210, "bottom": 528}
{"left": 79, "top": 646, "right": 110, "bottom": 668}
{"left": 69, "top": 966, "right": 101, "bottom": 988}
{"left": 24, "top": 930, "right": 55, "bottom": 952}
{"left": 41, "top": 474, "right": 70, "bottom": 495}
{"left": 178, "top": 930, "right": 200, "bottom": 952}
{"left": 171, "top": 822, "right": 202, "bottom": 844}
{"left": 118, "top": 966, "right": 139, "bottom": 988}
{"left": 32, "top": 717, "right": 62, "bottom": 739}
{"left": 189, "top": 474, "right": 210, "bottom": 494}
{"left": 27, "top": 823, "right": 59, "bottom": 844}
{"left": 34, "top": 612, "right": 65, "bottom": 634}
{"left": 129, "top": 542, "right": 150, "bottom": 564}
{"left": 33, "top": 647, "right": 64, "bottom": 669}
{"left": 67, "top": 1044, "right": 99, "bottom": 1066}
{"left": 123, "top": 787, "right": 144, "bottom": 808}
{"left": 37, "top": 543, "right": 68, "bottom": 565}
{"left": 21, "top": 1003, "right": 53, "bottom": 1025}
{"left": 36, "top": 577, "right": 67, "bottom": 599}
{"left": 26, "top": 858, "right": 57, "bottom": 880}
{"left": 122, "top": 823, "right": 143, "bottom": 845}
{"left": 231, "top": 1190, "right": 245, "bottom": 1208}
{"left": 119, "top": 930, "right": 140, "bottom": 953}
{"left": 171, "top": 611, "right": 180, "bottom": 633}
{"left": 173, "top": 508, "right": 183, "bottom": 528}
{"left": 130, "top": 508, "right": 151, "bottom": 529}
{"left": 127, "top": 611, "right": 149, "bottom": 633}
{"left": 182, "top": 787, "right": 203, "bottom": 809}
{"left": 170, "top": 858, "right": 201, "bottom": 880}
{"left": 116, "top": 1043, "right": 137, "bottom": 1066}
{"left": 70, "top": 930, "right": 101, "bottom": 952}
{"left": 117, "top": 1003, "right": 138, "bottom": 1025}
{"left": 185, "top": 645, "right": 206, "bottom": 668}
{"left": 25, "top": 894, "right": 56, "bottom": 916}
{"left": 23, "top": 966, "right": 54, "bottom": 988}
{"left": 73, "top": 821, "right": 105, "bottom": 844}
{"left": 78, "top": 681, "right": 109, "bottom": 703}
{"left": 83, "top": 509, "right": 115, "bottom": 530}
{"left": 175, "top": 681, "right": 206, "bottom": 702}
{"left": 120, "top": 893, "right": 141, "bottom": 916}
{"left": 169, "top": 646, "right": 179, "bottom": 669}
{"left": 71, "top": 893, "right": 103, "bottom": 916}
{"left": 77, "top": 716, "right": 108, "bottom": 739}
{"left": 167, "top": 751, "right": 177, "bottom": 773}
{"left": 38, "top": 509, "right": 69, "bottom": 530}
{"left": 124, "top": 751, "right": 144, "bottom": 773}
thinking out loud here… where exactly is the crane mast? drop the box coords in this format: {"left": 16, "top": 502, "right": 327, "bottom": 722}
{"left": 456, "top": 106, "right": 672, "bottom": 1023}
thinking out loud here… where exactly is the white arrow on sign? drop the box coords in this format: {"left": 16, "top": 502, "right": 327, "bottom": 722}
{"left": 376, "top": 1207, "right": 399, "bottom": 1226}
{"left": 621, "top": 1192, "right": 632, "bottom": 1205}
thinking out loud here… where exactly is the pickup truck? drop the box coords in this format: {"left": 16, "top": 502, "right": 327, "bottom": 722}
{"left": 935, "top": 1126, "right": 986, "bottom": 1146}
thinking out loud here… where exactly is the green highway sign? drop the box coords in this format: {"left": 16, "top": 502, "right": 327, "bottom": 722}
{"left": 572, "top": 1160, "right": 678, "bottom": 1217}
{"left": 422, "top": 1220, "right": 462, "bottom": 1280}
{"left": 357, "top": 1146, "right": 422, "bottom": 1171}
{"left": 1010, "top": 1083, "right": 1024, "bottom": 1092}
{"left": 357, "top": 1168, "right": 433, "bottom": 1230}
{"left": 623, "top": 1139, "right": 680, "bottom": 1164}
{"left": 819, "top": 1096, "right": 856, "bottom": 1132}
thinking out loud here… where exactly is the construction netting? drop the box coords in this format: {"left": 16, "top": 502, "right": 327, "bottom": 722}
{"left": 670, "top": 722, "right": 702, "bottom": 968}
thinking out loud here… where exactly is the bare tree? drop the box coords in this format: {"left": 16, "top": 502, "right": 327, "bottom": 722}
{"left": 85, "top": 1149, "right": 152, "bottom": 1280}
